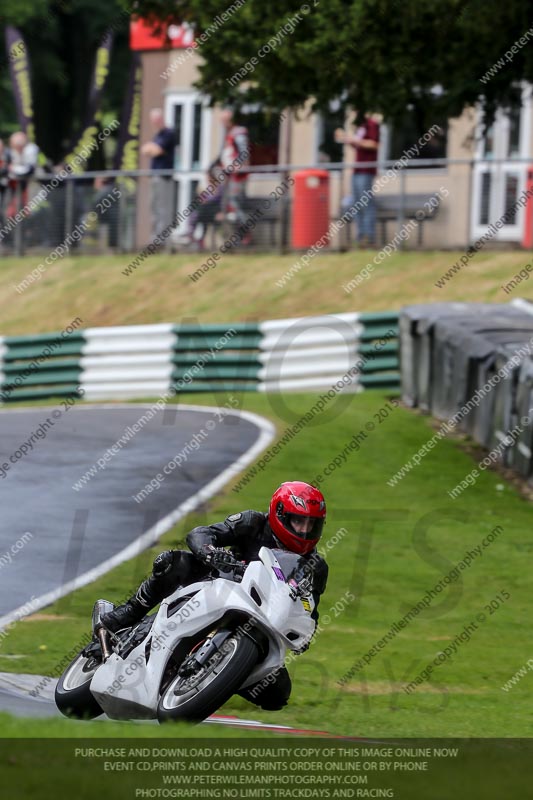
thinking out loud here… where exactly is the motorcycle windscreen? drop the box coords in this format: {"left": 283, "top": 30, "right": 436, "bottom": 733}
{"left": 268, "top": 548, "right": 306, "bottom": 582}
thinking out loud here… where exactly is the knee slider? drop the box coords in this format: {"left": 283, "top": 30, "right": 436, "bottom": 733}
{"left": 152, "top": 550, "right": 174, "bottom": 577}
{"left": 259, "top": 698, "right": 288, "bottom": 711}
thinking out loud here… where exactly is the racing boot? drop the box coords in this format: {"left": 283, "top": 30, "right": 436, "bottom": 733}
{"left": 100, "top": 579, "right": 156, "bottom": 633}
{"left": 101, "top": 595, "right": 147, "bottom": 633}
{"left": 100, "top": 551, "right": 176, "bottom": 632}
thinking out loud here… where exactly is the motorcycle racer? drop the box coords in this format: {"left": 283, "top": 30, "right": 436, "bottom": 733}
{"left": 101, "top": 481, "right": 329, "bottom": 710}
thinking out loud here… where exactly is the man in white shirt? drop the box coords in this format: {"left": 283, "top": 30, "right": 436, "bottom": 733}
{"left": 7, "top": 131, "right": 39, "bottom": 216}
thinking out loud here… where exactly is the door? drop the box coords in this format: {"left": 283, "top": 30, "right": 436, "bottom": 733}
{"left": 471, "top": 85, "right": 532, "bottom": 242}
{"left": 165, "top": 93, "right": 212, "bottom": 232}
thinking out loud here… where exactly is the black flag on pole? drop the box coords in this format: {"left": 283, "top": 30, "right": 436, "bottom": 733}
{"left": 5, "top": 26, "right": 35, "bottom": 142}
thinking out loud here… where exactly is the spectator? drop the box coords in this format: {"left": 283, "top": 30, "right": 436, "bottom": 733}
{"left": 173, "top": 161, "right": 226, "bottom": 249}
{"left": 0, "top": 139, "right": 11, "bottom": 224}
{"left": 173, "top": 109, "right": 251, "bottom": 249}
{"left": 219, "top": 107, "right": 250, "bottom": 228}
{"left": 335, "top": 112, "right": 380, "bottom": 247}
{"left": 7, "top": 130, "right": 39, "bottom": 217}
{"left": 141, "top": 108, "right": 176, "bottom": 240}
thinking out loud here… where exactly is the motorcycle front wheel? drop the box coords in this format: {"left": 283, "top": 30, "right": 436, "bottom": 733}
{"left": 157, "top": 632, "right": 258, "bottom": 723}
{"left": 55, "top": 651, "right": 103, "bottom": 719}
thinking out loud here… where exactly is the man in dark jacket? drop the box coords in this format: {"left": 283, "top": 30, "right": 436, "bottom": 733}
{"left": 102, "top": 481, "right": 328, "bottom": 710}
{"left": 141, "top": 108, "right": 176, "bottom": 239}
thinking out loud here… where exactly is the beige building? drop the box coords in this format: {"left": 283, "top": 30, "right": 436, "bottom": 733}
{"left": 137, "top": 42, "right": 533, "bottom": 250}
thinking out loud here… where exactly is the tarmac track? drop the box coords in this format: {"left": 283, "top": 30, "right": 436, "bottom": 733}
{"left": 0, "top": 402, "right": 278, "bottom": 723}
{"left": 0, "top": 403, "right": 273, "bottom": 625}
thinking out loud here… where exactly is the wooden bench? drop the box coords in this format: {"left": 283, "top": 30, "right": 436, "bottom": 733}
{"left": 202, "top": 195, "right": 285, "bottom": 249}
{"left": 375, "top": 193, "right": 441, "bottom": 246}
{"left": 338, "top": 192, "right": 441, "bottom": 249}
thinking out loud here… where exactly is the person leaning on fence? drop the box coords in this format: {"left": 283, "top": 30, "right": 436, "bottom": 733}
{"left": 0, "top": 139, "right": 11, "bottom": 226}
{"left": 335, "top": 112, "right": 380, "bottom": 248}
{"left": 141, "top": 108, "right": 176, "bottom": 242}
{"left": 6, "top": 131, "right": 39, "bottom": 218}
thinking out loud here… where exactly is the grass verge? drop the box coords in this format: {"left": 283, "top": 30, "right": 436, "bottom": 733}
{"left": 1, "top": 249, "right": 532, "bottom": 334}
{"left": 0, "top": 391, "right": 531, "bottom": 738}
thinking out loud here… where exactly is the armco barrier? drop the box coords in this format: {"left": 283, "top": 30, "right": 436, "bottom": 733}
{"left": 0, "top": 312, "right": 400, "bottom": 403}
{"left": 399, "top": 298, "right": 533, "bottom": 481}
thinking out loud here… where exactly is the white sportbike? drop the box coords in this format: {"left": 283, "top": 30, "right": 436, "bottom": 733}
{"left": 55, "top": 547, "right": 315, "bottom": 723}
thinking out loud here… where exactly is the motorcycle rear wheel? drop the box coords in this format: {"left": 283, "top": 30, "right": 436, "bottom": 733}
{"left": 55, "top": 651, "right": 103, "bottom": 719}
{"left": 157, "top": 633, "right": 258, "bottom": 723}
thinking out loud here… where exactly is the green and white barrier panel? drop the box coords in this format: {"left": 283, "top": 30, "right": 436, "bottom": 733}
{"left": 0, "top": 312, "right": 399, "bottom": 403}
{"left": 257, "top": 311, "right": 398, "bottom": 391}
{"left": 82, "top": 324, "right": 177, "bottom": 399}
{"left": 0, "top": 330, "right": 85, "bottom": 402}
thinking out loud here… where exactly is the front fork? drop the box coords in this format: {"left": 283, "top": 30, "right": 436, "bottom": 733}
{"left": 96, "top": 627, "right": 112, "bottom": 661}
{"left": 178, "top": 628, "right": 231, "bottom": 677}
{"left": 177, "top": 616, "right": 268, "bottom": 680}
{"left": 92, "top": 598, "right": 116, "bottom": 662}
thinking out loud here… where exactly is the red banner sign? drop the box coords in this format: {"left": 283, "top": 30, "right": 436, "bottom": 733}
{"left": 130, "top": 17, "right": 195, "bottom": 51}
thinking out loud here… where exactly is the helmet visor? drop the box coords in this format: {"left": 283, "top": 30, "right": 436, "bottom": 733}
{"left": 286, "top": 513, "right": 324, "bottom": 541}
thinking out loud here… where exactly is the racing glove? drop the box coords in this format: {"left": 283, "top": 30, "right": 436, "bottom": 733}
{"left": 288, "top": 576, "right": 313, "bottom": 600}
{"left": 200, "top": 545, "right": 238, "bottom": 572}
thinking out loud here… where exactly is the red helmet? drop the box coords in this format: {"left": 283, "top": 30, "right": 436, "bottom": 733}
{"left": 268, "top": 481, "right": 326, "bottom": 555}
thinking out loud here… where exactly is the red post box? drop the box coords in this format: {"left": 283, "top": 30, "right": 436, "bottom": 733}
{"left": 522, "top": 167, "right": 533, "bottom": 248}
{"left": 291, "top": 169, "right": 330, "bottom": 249}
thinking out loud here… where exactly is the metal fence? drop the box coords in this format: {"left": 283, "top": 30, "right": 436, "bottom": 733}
{"left": 1, "top": 158, "right": 532, "bottom": 257}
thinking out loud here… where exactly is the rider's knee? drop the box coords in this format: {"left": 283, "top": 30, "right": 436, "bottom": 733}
{"left": 152, "top": 550, "right": 175, "bottom": 577}
{"left": 258, "top": 695, "right": 289, "bottom": 711}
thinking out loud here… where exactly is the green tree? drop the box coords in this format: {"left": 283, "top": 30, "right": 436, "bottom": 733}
{"left": 0, "top": 0, "right": 131, "bottom": 162}
{"left": 132, "top": 0, "right": 533, "bottom": 123}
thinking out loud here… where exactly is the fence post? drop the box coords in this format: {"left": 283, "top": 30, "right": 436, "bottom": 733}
{"left": 279, "top": 114, "right": 292, "bottom": 254}
{"left": 14, "top": 182, "right": 24, "bottom": 256}
{"left": 398, "top": 166, "right": 406, "bottom": 249}
{"left": 117, "top": 181, "right": 125, "bottom": 252}
{"left": 467, "top": 159, "right": 474, "bottom": 249}
{"left": 337, "top": 169, "right": 347, "bottom": 252}
{"left": 64, "top": 178, "right": 74, "bottom": 242}
{"left": 279, "top": 168, "right": 291, "bottom": 255}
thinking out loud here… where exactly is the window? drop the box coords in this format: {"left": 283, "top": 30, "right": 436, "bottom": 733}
{"left": 387, "top": 105, "right": 448, "bottom": 167}
{"left": 507, "top": 104, "right": 521, "bottom": 158}
{"left": 192, "top": 103, "right": 202, "bottom": 169}
{"left": 172, "top": 104, "right": 183, "bottom": 169}
{"left": 237, "top": 105, "right": 282, "bottom": 166}
{"left": 316, "top": 107, "right": 345, "bottom": 165}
